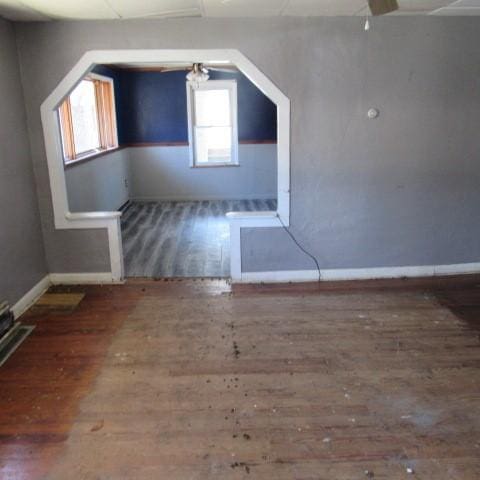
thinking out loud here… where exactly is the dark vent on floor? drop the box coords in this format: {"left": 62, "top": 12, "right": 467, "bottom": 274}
{"left": 0, "top": 323, "right": 35, "bottom": 368}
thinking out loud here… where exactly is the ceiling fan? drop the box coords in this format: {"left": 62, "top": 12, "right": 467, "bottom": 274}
{"left": 159, "top": 62, "right": 236, "bottom": 86}
{"left": 160, "top": 63, "right": 234, "bottom": 74}
{"left": 367, "top": 0, "right": 399, "bottom": 16}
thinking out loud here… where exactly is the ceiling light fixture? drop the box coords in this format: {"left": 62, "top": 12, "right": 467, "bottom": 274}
{"left": 186, "top": 63, "right": 209, "bottom": 87}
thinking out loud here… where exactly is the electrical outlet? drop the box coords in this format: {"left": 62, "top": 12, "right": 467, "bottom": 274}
{"left": 124, "top": 178, "right": 129, "bottom": 189}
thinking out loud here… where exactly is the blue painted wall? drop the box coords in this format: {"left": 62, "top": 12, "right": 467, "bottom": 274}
{"left": 93, "top": 66, "right": 277, "bottom": 144}
{"left": 118, "top": 70, "right": 188, "bottom": 144}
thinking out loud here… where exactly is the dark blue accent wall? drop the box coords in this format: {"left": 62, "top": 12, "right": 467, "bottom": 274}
{"left": 92, "top": 65, "right": 277, "bottom": 144}
{"left": 118, "top": 70, "right": 189, "bottom": 144}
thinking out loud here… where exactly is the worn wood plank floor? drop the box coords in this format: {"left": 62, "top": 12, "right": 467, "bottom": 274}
{"left": 0, "top": 276, "right": 480, "bottom": 479}
{"left": 121, "top": 200, "right": 276, "bottom": 278}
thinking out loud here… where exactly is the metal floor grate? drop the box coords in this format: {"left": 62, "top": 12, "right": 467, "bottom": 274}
{"left": 0, "top": 323, "right": 35, "bottom": 368}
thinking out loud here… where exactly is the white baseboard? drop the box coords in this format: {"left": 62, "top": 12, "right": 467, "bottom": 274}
{"left": 239, "top": 262, "right": 480, "bottom": 284}
{"left": 10, "top": 272, "right": 124, "bottom": 319}
{"left": 130, "top": 194, "right": 275, "bottom": 202}
{"left": 12, "top": 275, "right": 51, "bottom": 319}
{"left": 49, "top": 273, "right": 123, "bottom": 285}
{"left": 240, "top": 270, "right": 319, "bottom": 283}
{"left": 11, "top": 262, "right": 480, "bottom": 320}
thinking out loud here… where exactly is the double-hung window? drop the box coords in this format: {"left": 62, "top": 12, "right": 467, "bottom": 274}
{"left": 187, "top": 80, "right": 238, "bottom": 167}
{"left": 58, "top": 73, "right": 118, "bottom": 164}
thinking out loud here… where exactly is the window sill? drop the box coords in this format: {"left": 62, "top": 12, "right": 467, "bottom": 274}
{"left": 191, "top": 163, "right": 240, "bottom": 169}
{"left": 64, "top": 146, "right": 123, "bottom": 168}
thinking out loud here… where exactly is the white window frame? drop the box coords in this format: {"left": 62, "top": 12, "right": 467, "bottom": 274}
{"left": 59, "top": 72, "right": 118, "bottom": 165}
{"left": 89, "top": 72, "right": 119, "bottom": 150}
{"left": 187, "top": 80, "right": 238, "bottom": 168}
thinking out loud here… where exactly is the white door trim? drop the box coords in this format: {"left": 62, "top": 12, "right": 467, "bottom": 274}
{"left": 41, "top": 49, "right": 290, "bottom": 281}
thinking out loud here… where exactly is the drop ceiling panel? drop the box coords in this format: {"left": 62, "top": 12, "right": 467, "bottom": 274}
{"left": 108, "top": 0, "right": 200, "bottom": 18}
{"left": 202, "top": 0, "right": 286, "bottom": 17}
{"left": 2, "top": 0, "right": 480, "bottom": 21}
{"left": 396, "top": 0, "right": 453, "bottom": 12}
{"left": 20, "top": 0, "right": 118, "bottom": 19}
{"left": 448, "top": 0, "right": 480, "bottom": 6}
{"left": 0, "top": 0, "right": 50, "bottom": 20}
{"left": 284, "top": 0, "right": 366, "bottom": 16}
{"left": 431, "top": 0, "right": 480, "bottom": 14}
{"left": 432, "top": 6, "right": 480, "bottom": 13}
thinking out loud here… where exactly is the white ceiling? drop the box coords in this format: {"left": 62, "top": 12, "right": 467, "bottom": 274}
{"left": 0, "top": 0, "right": 479, "bottom": 21}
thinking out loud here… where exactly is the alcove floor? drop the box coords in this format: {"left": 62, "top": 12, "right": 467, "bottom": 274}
{"left": 121, "top": 199, "right": 276, "bottom": 278}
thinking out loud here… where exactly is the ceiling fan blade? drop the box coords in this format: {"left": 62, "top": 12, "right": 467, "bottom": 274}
{"left": 207, "top": 67, "right": 237, "bottom": 73}
{"left": 368, "top": 0, "right": 398, "bottom": 16}
{"left": 159, "top": 66, "right": 190, "bottom": 72}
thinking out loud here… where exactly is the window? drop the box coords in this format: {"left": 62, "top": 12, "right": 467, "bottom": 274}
{"left": 58, "top": 73, "right": 118, "bottom": 163}
{"left": 187, "top": 80, "right": 238, "bottom": 167}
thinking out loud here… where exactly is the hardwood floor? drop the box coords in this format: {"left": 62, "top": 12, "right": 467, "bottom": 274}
{"left": 1, "top": 276, "right": 480, "bottom": 479}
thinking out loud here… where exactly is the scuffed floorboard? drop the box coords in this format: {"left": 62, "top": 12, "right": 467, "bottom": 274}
{"left": 0, "top": 277, "right": 479, "bottom": 479}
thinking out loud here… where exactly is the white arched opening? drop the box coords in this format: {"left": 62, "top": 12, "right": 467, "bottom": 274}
{"left": 41, "top": 49, "right": 290, "bottom": 282}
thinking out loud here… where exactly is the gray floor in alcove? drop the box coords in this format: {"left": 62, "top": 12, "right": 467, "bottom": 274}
{"left": 121, "top": 199, "right": 276, "bottom": 278}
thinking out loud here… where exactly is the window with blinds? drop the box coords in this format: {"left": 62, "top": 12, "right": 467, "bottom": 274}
{"left": 58, "top": 74, "right": 118, "bottom": 164}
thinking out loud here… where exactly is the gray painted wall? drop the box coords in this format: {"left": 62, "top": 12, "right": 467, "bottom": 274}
{"left": 65, "top": 144, "right": 276, "bottom": 212}
{"left": 14, "top": 17, "right": 480, "bottom": 275}
{"left": 0, "top": 18, "right": 47, "bottom": 305}
{"left": 129, "top": 145, "right": 277, "bottom": 202}
{"left": 66, "top": 148, "right": 130, "bottom": 212}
